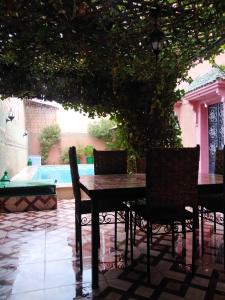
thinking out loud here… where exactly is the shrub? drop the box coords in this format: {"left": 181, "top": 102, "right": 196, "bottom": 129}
{"left": 84, "top": 145, "right": 94, "bottom": 157}
{"left": 39, "top": 124, "right": 61, "bottom": 164}
{"left": 88, "top": 118, "right": 116, "bottom": 142}
{"left": 76, "top": 145, "right": 85, "bottom": 159}
{"left": 60, "top": 147, "right": 69, "bottom": 164}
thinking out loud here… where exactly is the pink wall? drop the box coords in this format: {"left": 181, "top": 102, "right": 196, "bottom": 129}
{"left": 47, "top": 132, "right": 107, "bottom": 164}
{"left": 177, "top": 51, "right": 225, "bottom": 173}
{"left": 178, "top": 79, "right": 225, "bottom": 173}
{"left": 174, "top": 100, "right": 196, "bottom": 147}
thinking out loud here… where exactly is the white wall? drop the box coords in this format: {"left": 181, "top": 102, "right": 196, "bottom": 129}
{"left": 57, "top": 107, "right": 100, "bottom": 133}
{"left": 0, "top": 98, "right": 28, "bottom": 178}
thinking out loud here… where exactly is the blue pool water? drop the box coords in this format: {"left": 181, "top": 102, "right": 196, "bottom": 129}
{"left": 32, "top": 164, "right": 94, "bottom": 184}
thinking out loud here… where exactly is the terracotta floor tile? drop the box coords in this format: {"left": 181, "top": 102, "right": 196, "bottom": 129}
{"left": 1, "top": 199, "right": 225, "bottom": 299}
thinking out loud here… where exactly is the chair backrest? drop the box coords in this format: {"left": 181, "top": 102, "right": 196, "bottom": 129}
{"left": 215, "top": 148, "right": 224, "bottom": 174}
{"left": 93, "top": 149, "right": 127, "bottom": 175}
{"left": 68, "top": 146, "right": 82, "bottom": 208}
{"left": 146, "top": 145, "right": 200, "bottom": 210}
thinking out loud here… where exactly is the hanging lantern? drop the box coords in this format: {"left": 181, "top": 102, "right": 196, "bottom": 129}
{"left": 150, "top": 27, "right": 164, "bottom": 61}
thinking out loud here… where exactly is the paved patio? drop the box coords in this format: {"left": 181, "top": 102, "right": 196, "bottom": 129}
{"left": 0, "top": 199, "right": 225, "bottom": 299}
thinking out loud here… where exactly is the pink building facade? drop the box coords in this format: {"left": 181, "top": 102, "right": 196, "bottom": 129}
{"left": 177, "top": 68, "right": 225, "bottom": 173}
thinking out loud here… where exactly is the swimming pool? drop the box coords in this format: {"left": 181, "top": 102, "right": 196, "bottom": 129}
{"left": 32, "top": 164, "right": 94, "bottom": 184}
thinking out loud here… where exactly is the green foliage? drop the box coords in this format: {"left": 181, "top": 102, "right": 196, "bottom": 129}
{"left": 60, "top": 145, "right": 84, "bottom": 164}
{"left": 0, "top": 2, "right": 224, "bottom": 154}
{"left": 84, "top": 145, "right": 94, "bottom": 157}
{"left": 88, "top": 117, "right": 130, "bottom": 151}
{"left": 106, "top": 125, "right": 129, "bottom": 151}
{"left": 88, "top": 118, "right": 116, "bottom": 142}
{"left": 76, "top": 145, "right": 85, "bottom": 159}
{"left": 39, "top": 124, "right": 61, "bottom": 164}
{"left": 60, "top": 147, "right": 69, "bottom": 164}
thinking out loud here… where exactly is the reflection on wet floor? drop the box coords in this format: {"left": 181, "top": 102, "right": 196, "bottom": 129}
{"left": 0, "top": 199, "right": 225, "bottom": 299}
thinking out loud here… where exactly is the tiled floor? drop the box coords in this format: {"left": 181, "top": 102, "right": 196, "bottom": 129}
{"left": 1, "top": 199, "right": 225, "bottom": 300}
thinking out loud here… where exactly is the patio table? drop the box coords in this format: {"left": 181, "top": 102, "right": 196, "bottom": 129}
{"left": 79, "top": 172, "right": 223, "bottom": 288}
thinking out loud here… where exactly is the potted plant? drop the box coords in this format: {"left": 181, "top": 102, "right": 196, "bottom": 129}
{"left": 84, "top": 145, "right": 94, "bottom": 164}
{"left": 76, "top": 145, "right": 85, "bottom": 164}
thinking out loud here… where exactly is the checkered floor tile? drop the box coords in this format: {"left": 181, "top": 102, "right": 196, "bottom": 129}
{"left": 0, "top": 199, "right": 225, "bottom": 299}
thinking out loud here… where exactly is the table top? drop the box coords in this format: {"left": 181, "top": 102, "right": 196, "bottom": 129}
{"left": 79, "top": 173, "right": 223, "bottom": 193}
{"left": 80, "top": 173, "right": 145, "bottom": 192}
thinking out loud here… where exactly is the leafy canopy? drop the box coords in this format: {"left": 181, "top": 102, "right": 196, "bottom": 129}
{"left": 0, "top": 1, "right": 225, "bottom": 153}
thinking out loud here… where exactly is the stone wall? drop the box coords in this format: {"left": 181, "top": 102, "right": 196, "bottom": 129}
{"left": 0, "top": 98, "right": 28, "bottom": 178}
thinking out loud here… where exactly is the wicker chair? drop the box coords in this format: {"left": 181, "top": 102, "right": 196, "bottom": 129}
{"left": 69, "top": 146, "right": 89, "bottom": 269}
{"left": 127, "top": 146, "right": 200, "bottom": 282}
{"left": 199, "top": 146, "right": 225, "bottom": 267}
{"left": 94, "top": 149, "right": 127, "bottom": 175}
{"left": 69, "top": 147, "right": 129, "bottom": 269}
{"left": 93, "top": 149, "right": 129, "bottom": 251}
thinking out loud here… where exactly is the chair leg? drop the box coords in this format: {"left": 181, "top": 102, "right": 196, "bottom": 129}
{"left": 115, "top": 211, "right": 118, "bottom": 251}
{"left": 75, "top": 216, "right": 79, "bottom": 253}
{"left": 77, "top": 216, "right": 83, "bottom": 270}
{"left": 214, "top": 212, "right": 217, "bottom": 233}
{"left": 133, "top": 212, "right": 137, "bottom": 246}
{"left": 182, "top": 220, "right": 186, "bottom": 240}
{"left": 171, "top": 222, "right": 175, "bottom": 257}
{"left": 147, "top": 220, "right": 151, "bottom": 283}
{"left": 79, "top": 226, "right": 83, "bottom": 270}
{"left": 201, "top": 206, "right": 204, "bottom": 256}
{"left": 181, "top": 220, "right": 186, "bottom": 258}
{"left": 150, "top": 223, "right": 153, "bottom": 244}
{"left": 125, "top": 209, "right": 129, "bottom": 266}
{"left": 75, "top": 213, "right": 83, "bottom": 269}
{"left": 97, "top": 217, "right": 100, "bottom": 249}
{"left": 130, "top": 211, "right": 133, "bottom": 261}
{"left": 192, "top": 210, "right": 197, "bottom": 277}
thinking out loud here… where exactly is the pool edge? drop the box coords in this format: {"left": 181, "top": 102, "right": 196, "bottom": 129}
{"left": 12, "top": 166, "right": 74, "bottom": 200}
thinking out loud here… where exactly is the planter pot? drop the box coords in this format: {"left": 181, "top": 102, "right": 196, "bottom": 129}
{"left": 86, "top": 156, "right": 93, "bottom": 164}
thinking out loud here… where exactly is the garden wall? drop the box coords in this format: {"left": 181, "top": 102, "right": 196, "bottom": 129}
{"left": 25, "top": 100, "right": 58, "bottom": 155}
{"left": 47, "top": 132, "right": 106, "bottom": 164}
{"left": 24, "top": 100, "right": 107, "bottom": 164}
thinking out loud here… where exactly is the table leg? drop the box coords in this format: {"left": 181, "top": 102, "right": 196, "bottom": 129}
{"left": 92, "top": 196, "right": 99, "bottom": 288}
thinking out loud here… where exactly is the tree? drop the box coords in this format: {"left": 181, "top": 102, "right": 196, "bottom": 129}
{"left": 0, "top": 1, "right": 224, "bottom": 153}
{"left": 88, "top": 118, "right": 116, "bottom": 142}
{"left": 88, "top": 117, "right": 133, "bottom": 152}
